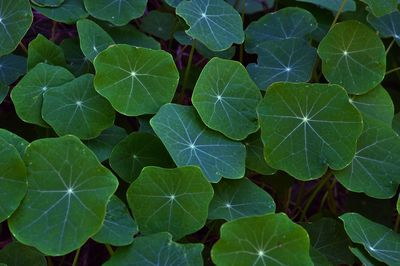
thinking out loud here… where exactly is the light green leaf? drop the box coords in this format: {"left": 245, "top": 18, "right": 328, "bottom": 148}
{"left": 211, "top": 213, "right": 313, "bottom": 266}
{"left": 11, "top": 63, "right": 75, "bottom": 127}
{"left": 92, "top": 195, "right": 138, "bottom": 246}
{"left": 8, "top": 135, "right": 119, "bottom": 256}
{"left": 192, "top": 58, "right": 262, "bottom": 140}
{"left": 31, "top": 0, "right": 64, "bottom": 7}
{"left": 150, "top": 104, "right": 246, "bottom": 182}
{"left": 27, "top": 34, "right": 66, "bottom": 70}
{"left": 140, "top": 11, "right": 177, "bottom": 41}
{"left": 227, "top": 0, "right": 274, "bottom": 14}
{"left": 295, "top": 0, "right": 356, "bottom": 12}
{"left": 318, "top": 20, "right": 386, "bottom": 94}
{"left": 0, "top": 54, "right": 27, "bottom": 85}
{"left": 349, "top": 246, "right": 386, "bottom": 266}
{"left": 33, "top": 0, "right": 88, "bottom": 24}
{"left": 0, "top": 129, "right": 29, "bottom": 157}
{"left": 0, "top": 0, "right": 33, "bottom": 57}
{"left": 361, "top": 0, "right": 397, "bottom": 17}
{"left": 93, "top": 44, "right": 179, "bottom": 116}
{"left": 244, "top": 132, "right": 276, "bottom": 175}
{"left": 367, "top": 11, "right": 400, "bottom": 46}
{"left": 257, "top": 82, "right": 363, "bottom": 180}
{"left": 176, "top": 0, "right": 244, "bottom": 51}
{"left": 0, "top": 242, "right": 46, "bottom": 266}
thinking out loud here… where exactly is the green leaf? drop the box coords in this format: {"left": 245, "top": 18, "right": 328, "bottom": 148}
{"left": 257, "top": 82, "right": 363, "bottom": 180}
{"left": 165, "top": 0, "right": 182, "bottom": 7}
{"left": 0, "top": 83, "right": 7, "bottom": 104}
{"left": 192, "top": 58, "right": 262, "bottom": 140}
{"left": 360, "top": 0, "right": 398, "bottom": 17}
{"left": 110, "top": 132, "right": 174, "bottom": 183}
{"left": 245, "top": 7, "right": 317, "bottom": 53}
{"left": 0, "top": 128, "right": 29, "bottom": 157}
{"left": 211, "top": 213, "right": 313, "bottom": 266}
{"left": 42, "top": 74, "right": 115, "bottom": 140}
{"left": 8, "top": 135, "right": 119, "bottom": 256}
{"left": 367, "top": 10, "right": 400, "bottom": 46}
{"left": 244, "top": 132, "right": 276, "bottom": 175}
{"left": 150, "top": 104, "right": 246, "bottom": 182}
{"left": 0, "top": 0, "right": 33, "bottom": 57}
{"left": 393, "top": 113, "right": 400, "bottom": 135}
{"left": 140, "top": 11, "right": 178, "bottom": 41}
{"left": 227, "top": 0, "right": 274, "bottom": 14}
{"left": 127, "top": 166, "right": 213, "bottom": 239}
{"left": 27, "top": 34, "right": 66, "bottom": 70}
{"left": 0, "top": 54, "right": 27, "bottom": 85}
{"left": 317, "top": 20, "right": 386, "bottom": 94}
{"left": 92, "top": 195, "right": 138, "bottom": 246}
{"left": 83, "top": 0, "right": 147, "bottom": 26}
{"left": 60, "top": 38, "right": 93, "bottom": 76}
{"left": 349, "top": 246, "right": 386, "bottom": 266}
{"left": 310, "top": 248, "right": 332, "bottom": 266}
{"left": 11, "top": 63, "right": 75, "bottom": 127}
{"left": 31, "top": 0, "right": 64, "bottom": 7}
{"left": 247, "top": 38, "right": 317, "bottom": 90}
{"left": 103, "top": 232, "right": 204, "bottom": 266}
{"left": 0, "top": 242, "right": 46, "bottom": 266}
{"left": 76, "top": 19, "right": 114, "bottom": 62}
{"left": 208, "top": 178, "right": 275, "bottom": 221}
{"left": 93, "top": 44, "right": 179, "bottom": 116}
{"left": 295, "top": 0, "right": 356, "bottom": 12}
{"left": 397, "top": 194, "right": 400, "bottom": 214}
{"left": 176, "top": 0, "right": 244, "bottom": 51}
{"left": 340, "top": 212, "right": 400, "bottom": 265}
{"left": 33, "top": 0, "right": 88, "bottom": 24}
{"left": 0, "top": 138, "right": 27, "bottom": 222}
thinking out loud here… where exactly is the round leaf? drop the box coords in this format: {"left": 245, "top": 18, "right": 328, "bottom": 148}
{"left": 0, "top": 242, "right": 46, "bottom": 266}
{"left": 0, "top": 54, "right": 27, "bottom": 85}
{"left": 27, "top": 34, "right": 66, "bottom": 70}
{"left": 33, "top": 0, "right": 88, "bottom": 24}
{"left": 367, "top": 11, "right": 400, "bottom": 46}
{"left": 244, "top": 132, "right": 276, "bottom": 175}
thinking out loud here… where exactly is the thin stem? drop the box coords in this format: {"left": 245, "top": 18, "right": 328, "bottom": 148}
{"left": 386, "top": 67, "right": 400, "bottom": 75}
{"left": 179, "top": 41, "right": 196, "bottom": 102}
{"left": 105, "top": 244, "right": 114, "bottom": 256}
{"left": 330, "top": 0, "right": 348, "bottom": 30}
{"left": 386, "top": 38, "right": 396, "bottom": 55}
{"left": 50, "top": 21, "right": 58, "bottom": 41}
{"left": 72, "top": 248, "right": 81, "bottom": 266}
{"left": 395, "top": 214, "right": 400, "bottom": 233}
{"left": 19, "top": 42, "right": 28, "bottom": 54}
{"left": 285, "top": 187, "right": 292, "bottom": 213}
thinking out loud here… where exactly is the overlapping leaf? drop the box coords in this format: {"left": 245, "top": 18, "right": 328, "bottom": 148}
{"left": 360, "top": 0, "right": 398, "bottom": 17}
{"left": 33, "top": 0, "right": 88, "bottom": 24}
{"left": 27, "top": 34, "right": 66, "bottom": 69}
{"left": 31, "top": 0, "right": 64, "bottom": 7}
{"left": 0, "top": 83, "right": 7, "bottom": 104}
{"left": 244, "top": 132, "right": 276, "bottom": 175}
{"left": 140, "top": 11, "right": 177, "bottom": 41}
{"left": 0, "top": 242, "right": 46, "bottom": 266}
{"left": 0, "top": 54, "right": 27, "bottom": 85}
{"left": 0, "top": 129, "right": 29, "bottom": 157}
{"left": 227, "top": 0, "right": 275, "bottom": 14}
{"left": 367, "top": 11, "right": 400, "bottom": 46}
{"left": 295, "top": 0, "right": 356, "bottom": 12}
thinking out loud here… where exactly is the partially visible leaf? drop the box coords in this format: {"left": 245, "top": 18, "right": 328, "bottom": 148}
{"left": 360, "top": 0, "right": 397, "bottom": 17}
{"left": 60, "top": 38, "right": 92, "bottom": 76}
{"left": 140, "top": 11, "right": 177, "bottom": 41}
{"left": 393, "top": 113, "right": 400, "bottom": 134}
{"left": 0, "top": 83, "right": 7, "bottom": 104}
{"left": 244, "top": 132, "right": 276, "bottom": 175}
{"left": 367, "top": 11, "right": 400, "bottom": 46}
{"left": 27, "top": 34, "right": 66, "bottom": 70}
{"left": 295, "top": 0, "right": 356, "bottom": 12}
{"left": 227, "top": 0, "right": 274, "bottom": 14}
{"left": 33, "top": 0, "right": 88, "bottom": 24}
{"left": 0, "top": 242, "right": 46, "bottom": 266}
{"left": 349, "top": 246, "right": 386, "bottom": 266}
{"left": 0, "top": 54, "right": 27, "bottom": 85}
{"left": 31, "top": 0, "right": 64, "bottom": 7}
{"left": 0, "top": 128, "right": 29, "bottom": 157}
{"left": 310, "top": 247, "right": 332, "bottom": 266}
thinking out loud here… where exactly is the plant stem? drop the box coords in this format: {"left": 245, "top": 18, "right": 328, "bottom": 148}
{"left": 330, "top": 0, "right": 348, "bottom": 30}
{"left": 72, "top": 248, "right": 81, "bottom": 266}
{"left": 395, "top": 214, "right": 400, "bottom": 233}
{"left": 19, "top": 42, "right": 28, "bottom": 54}
{"left": 105, "top": 244, "right": 114, "bottom": 256}
{"left": 385, "top": 38, "right": 396, "bottom": 55}
{"left": 180, "top": 42, "right": 196, "bottom": 102}
{"left": 285, "top": 187, "right": 292, "bottom": 213}
{"left": 386, "top": 67, "right": 400, "bottom": 75}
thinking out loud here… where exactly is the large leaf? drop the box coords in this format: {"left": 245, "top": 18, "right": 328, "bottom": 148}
{"left": 93, "top": 44, "right": 179, "bottom": 116}
{"left": 0, "top": 242, "right": 46, "bottom": 266}
{"left": 0, "top": 54, "right": 27, "bottom": 85}
{"left": 340, "top": 212, "right": 400, "bottom": 265}
{"left": 360, "top": 0, "right": 398, "bottom": 17}
{"left": 318, "top": 20, "right": 386, "bottom": 94}
{"left": 27, "top": 34, "right": 66, "bottom": 70}
{"left": 211, "top": 213, "right": 313, "bottom": 265}
{"left": 11, "top": 63, "right": 75, "bottom": 127}
{"left": 244, "top": 132, "right": 276, "bottom": 175}
{"left": 0, "top": 128, "right": 29, "bottom": 157}
{"left": 192, "top": 58, "right": 262, "bottom": 140}
{"left": 104, "top": 232, "right": 204, "bottom": 266}
{"left": 33, "top": 0, "right": 88, "bottom": 24}
{"left": 295, "top": 0, "right": 356, "bottom": 12}
{"left": 127, "top": 166, "right": 213, "bottom": 239}
{"left": 83, "top": 0, "right": 147, "bottom": 26}
{"left": 367, "top": 11, "right": 400, "bottom": 46}
{"left": 257, "top": 82, "right": 363, "bottom": 180}
{"left": 150, "top": 104, "right": 246, "bottom": 182}
{"left": 176, "top": 0, "right": 244, "bottom": 51}
{"left": 8, "top": 135, "right": 119, "bottom": 256}
{"left": 0, "top": 0, "right": 33, "bottom": 56}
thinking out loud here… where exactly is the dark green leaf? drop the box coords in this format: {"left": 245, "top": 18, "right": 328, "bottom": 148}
{"left": 360, "top": 0, "right": 398, "bottom": 17}
{"left": 140, "top": 11, "right": 177, "bottom": 41}
{"left": 367, "top": 10, "right": 400, "bottom": 46}
{"left": 0, "top": 128, "right": 29, "bottom": 157}
{"left": 0, "top": 54, "right": 27, "bottom": 85}
{"left": 34, "top": 0, "right": 88, "bottom": 24}
{"left": 295, "top": 0, "right": 356, "bottom": 12}
{"left": 244, "top": 132, "right": 276, "bottom": 175}
{"left": 0, "top": 242, "right": 46, "bottom": 266}
{"left": 27, "top": 34, "right": 66, "bottom": 70}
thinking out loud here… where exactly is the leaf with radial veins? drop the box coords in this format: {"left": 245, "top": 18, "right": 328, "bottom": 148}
{"left": 244, "top": 132, "right": 276, "bottom": 175}
{"left": 318, "top": 20, "right": 386, "bottom": 94}
{"left": 367, "top": 11, "right": 400, "bottom": 46}
{"left": 211, "top": 213, "right": 313, "bottom": 266}
{"left": 77, "top": 19, "right": 114, "bottom": 62}
{"left": 245, "top": 7, "right": 317, "bottom": 53}
{"left": 83, "top": 0, "right": 147, "bottom": 26}
{"left": 92, "top": 195, "right": 138, "bottom": 246}
{"left": 340, "top": 212, "right": 400, "bottom": 265}
{"left": 110, "top": 133, "right": 174, "bottom": 183}
{"left": 192, "top": 58, "right": 262, "bottom": 140}
{"left": 31, "top": 0, "right": 64, "bottom": 7}
{"left": 127, "top": 166, "right": 213, "bottom": 239}
{"left": 208, "top": 178, "right": 275, "bottom": 221}
{"left": 247, "top": 38, "right": 317, "bottom": 90}
{"left": 176, "top": 0, "right": 244, "bottom": 51}
{"left": 33, "top": 0, "right": 88, "bottom": 24}
{"left": 295, "top": 0, "right": 356, "bottom": 12}
{"left": 0, "top": 54, "right": 27, "bottom": 85}
{"left": 27, "top": 34, "right": 67, "bottom": 70}
{"left": 257, "top": 82, "right": 363, "bottom": 180}
{"left": 0, "top": 242, "right": 47, "bottom": 266}
{"left": 0, "top": 138, "right": 27, "bottom": 222}
{"left": 0, "top": 129, "right": 29, "bottom": 157}
{"left": 361, "top": 0, "right": 397, "bottom": 17}
{"left": 0, "top": 0, "right": 33, "bottom": 57}
{"left": 94, "top": 44, "right": 179, "bottom": 116}
{"left": 8, "top": 135, "right": 119, "bottom": 256}
{"left": 11, "top": 63, "right": 75, "bottom": 127}
{"left": 42, "top": 74, "right": 115, "bottom": 140}
{"left": 103, "top": 232, "right": 204, "bottom": 266}
{"left": 150, "top": 104, "right": 246, "bottom": 182}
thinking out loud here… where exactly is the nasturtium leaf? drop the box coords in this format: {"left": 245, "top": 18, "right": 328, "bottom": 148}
{"left": 367, "top": 11, "right": 400, "bottom": 46}
{"left": 0, "top": 129, "right": 29, "bottom": 157}
{"left": 110, "top": 133, "right": 174, "bottom": 183}
{"left": 0, "top": 138, "right": 27, "bottom": 222}
{"left": 211, "top": 213, "right": 313, "bottom": 266}
{"left": 208, "top": 178, "right": 275, "bottom": 221}
{"left": 393, "top": 113, "right": 400, "bottom": 134}
{"left": 340, "top": 212, "right": 400, "bottom": 265}
{"left": 0, "top": 242, "right": 46, "bottom": 266}
{"left": 42, "top": 74, "right": 115, "bottom": 140}
{"left": 245, "top": 7, "right": 317, "bottom": 53}
{"left": 150, "top": 104, "right": 246, "bottom": 182}
{"left": 227, "top": 0, "right": 274, "bottom": 14}
{"left": 244, "top": 132, "right": 276, "bottom": 175}
{"left": 11, "top": 63, "right": 75, "bottom": 127}
{"left": 76, "top": 19, "right": 114, "bottom": 62}
{"left": 318, "top": 20, "right": 386, "bottom": 94}
{"left": 104, "top": 232, "right": 204, "bottom": 266}
{"left": 127, "top": 166, "right": 213, "bottom": 239}
{"left": 310, "top": 248, "right": 332, "bottom": 266}
{"left": 360, "top": 0, "right": 397, "bottom": 17}
{"left": 295, "top": 0, "right": 356, "bottom": 12}
{"left": 8, "top": 135, "right": 119, "bottom": 256}
{"left": 140, "top": 11, "right": 177, "bottom": 41}
{"left": 31, "top": 0, "right": 64, "bottom": 7}
{"left": 27, "top": 34, "right": 66, "bottom": 70}
{"left": 192, "top": 58, "right": 262, "bottom": 140}
{"left": 397, "top": 194, "right": 400, "bottom": 214}
{"left": 176, "top": 0, "right": 244, "bottom": 51}
{"left": 0, "top": 83, "right": 7, "bottom": 104}
{"left": 257, "top": 82, "right": 363, "bottom": 180}
{"left": 84, "top": 125, "right": 127, "bottom": 162}
{"left": 33, "top": 0, "right": 88, "bottom": 24}
{"left": 0, "top": 54, "right": 27, "bottom": 85}
{"left": 93, "top": 44, "right": 179, "bottom": 116}
{"left": 349, "top": 246, "right": 386, "bottom": 266}
{"left": 60, "top": 38, "right": 93, "bottom": 76}
{"left": 83, "top": 0, "right": 147, "bottom": 26}
{"left": 165, "top": 0, "right": 182, "bottom": 7}
{"left": 0, "top": 0, "right": 33, "bottom": 57}
{"left": 247, "top": 38, "right": 317, "bottom": 90}
{"left": 303, "top": 218, "right": 355, "bottom": 265}
{"left": 92, "top": 195, "right": 138, "bottom": 246}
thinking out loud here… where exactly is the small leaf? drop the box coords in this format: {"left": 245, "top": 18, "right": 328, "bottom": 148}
{"left": 27, "top": 34, "right": 67, "bottom": 70}
{"left": 0, "top": 54, "right": 27, "bottom": 85}
{"left": 33, "top": 0, "right": 88, "bottom": 24}
{"left": 367, "top": 10, "right": 400, "bottom": 46}
{"left": 244, "top": 132, "right": 276, "bottom": 175}
{"left": 0, "top": 242, "right": 46, "bottom": 266}
{"left": 0, "top": 128, "right": 29, "bottom": 157}
{"left": 360, "top": 0, "right": 398, "bottom": 17}
{"left": 140, "top": 11, "right": 178, "bottom": 41}
{"left": 31, "top": 0, "right": 64, "bottom": 7}
{"left": 295, "top": 0, "right": 356, "bottom": 12}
